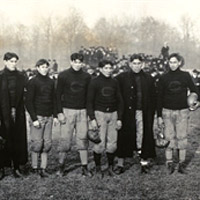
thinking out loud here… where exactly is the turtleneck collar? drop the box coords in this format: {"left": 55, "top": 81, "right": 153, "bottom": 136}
{"left": 4, "top": 67, "right": 17, "bottom": 75}
{"left": 36, "top": 72, "right": 49, "bottom": 79}
{"left": 70, "top": 67, "right": 83, "bottom": 74}
{"left": 99, "top": 72, "right": 112, "bottom": 79}
{"left": 169, "top": 67, "right": 181, "bottom": 73}
{"left": 130, "top": 70, "right": 143, "bottom": 76}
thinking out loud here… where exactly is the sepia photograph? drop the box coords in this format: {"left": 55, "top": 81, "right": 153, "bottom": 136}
{"left": 0, "top": 0, "right": 200, "bottom": 199}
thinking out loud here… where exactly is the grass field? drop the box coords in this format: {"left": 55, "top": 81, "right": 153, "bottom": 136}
{"left": 0, "top": 109, "right": 200, "bottom": 200}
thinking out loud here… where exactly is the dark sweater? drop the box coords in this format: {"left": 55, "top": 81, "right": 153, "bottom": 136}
{"left": 56, "top": 67, "right": 91, "bottom": 112}
{"left": 26, "top": 73, "right": 57, "bottom": 121}
{"left": 87, "top": 73, "right": 124, "bottom": 120}
{"left": 157, "top": 68, "right": 197, "bottom": 117}
{"left": 134, "top": 73, "right": 143, "bottom": 110}
{"left": 5, "top": 68, "right": 17, "bottom": 107}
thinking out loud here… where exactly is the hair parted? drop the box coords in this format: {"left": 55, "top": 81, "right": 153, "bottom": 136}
{"left": 3, "top": 52, "right": 19, "bottom": 61}
{"left": 130, "top": 54, "right": 143, "bottom": 62}
{"left": 35, "top": 59, "right": 50, "bottom": 67}
{"left": 70, "top": 53, "right": 84, "bottom": 62}
{"left": 98, "top": 60, "right": 113, "bottom": 68}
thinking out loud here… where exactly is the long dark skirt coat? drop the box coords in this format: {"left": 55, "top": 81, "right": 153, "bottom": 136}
{"left": 0, "top": 69, "right": 28, "bottom": 167}
{"left": 116, "top": 70, "right": 156, "bottom": 160}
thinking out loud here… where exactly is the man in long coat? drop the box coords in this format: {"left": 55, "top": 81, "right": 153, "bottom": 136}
{"left": 115, "top": 54, "right": 156, "bottom": 174}
{"left": 0, "top": 52, "right": 28, "bottom": 180}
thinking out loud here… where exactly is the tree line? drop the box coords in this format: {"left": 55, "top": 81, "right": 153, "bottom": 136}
{"left": 0, "top": 8, "right": 199, "bottom": 71}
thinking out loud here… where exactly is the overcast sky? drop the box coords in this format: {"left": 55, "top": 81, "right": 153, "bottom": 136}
{"left": 0, "top": 0, "right": 200, "bottom": 27}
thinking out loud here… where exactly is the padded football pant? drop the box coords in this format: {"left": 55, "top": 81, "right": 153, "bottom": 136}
{"left": 93, "top": 111, "right": 118, "bottom": 154}
{"left": 162, "top": 108, "right": 189, "bottom": 163}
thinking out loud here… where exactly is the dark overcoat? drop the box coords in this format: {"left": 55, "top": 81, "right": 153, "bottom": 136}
{"left": 116, "top": 70, "right": 156, "bottom": 159}
{"left": 0, "top": 68, "right": 28, "bottom": 167}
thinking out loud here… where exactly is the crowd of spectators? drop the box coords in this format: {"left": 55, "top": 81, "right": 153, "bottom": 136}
{"left": 22, "top": 45, "right": 200, "bottom": 91}
{"left": 79, "top": 45, "right": 170, "bottom": 80}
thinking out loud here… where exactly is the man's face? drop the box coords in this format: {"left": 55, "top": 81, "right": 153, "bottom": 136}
{"left": 87, "top": 68, "right": 94, "bottom": 75}
{"left": 71, "top": 59, "right": 83, "bottom": 71}
{"left": 100, "top": 64, "right": 113, "bottom": 77}
{"left": 129, "top": 59, "right": 143, "bottom": 73}
{"left": 37, "top": 64, "right": 50, "bottom": 76}
{"left": 169, "top": 57, "right": 181, "bottom": 71}
{"left": 4, "top": 57, "right": 18, "bottom": 71}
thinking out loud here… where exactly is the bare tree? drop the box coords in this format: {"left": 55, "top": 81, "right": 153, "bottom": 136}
{"left": 57, "top": 8, "right": 88, "bottom": 56}
{"left": 178, "top": 14, "right": 198, "bottom": 67}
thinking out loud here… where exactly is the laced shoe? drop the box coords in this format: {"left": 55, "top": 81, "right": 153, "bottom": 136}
{"left": 13, "top": 169, "right": 23, "bottom": 178}
{"left": 39, "top": 169, "right": 49, "bottom": 178}
{"left": 94, "top": 166, "right": 103, "bottom": 179}
{"left": 167, "top": 162, "right": 175, "bottom": 174}
{"left": 178, "top": 162, "right": 187, "bottom": 174}
{"left": 82, "top": 166, "right": 93, "bottom": 177}
{"left": 114, "top": 166, "right": 125, "bottom": 175}
{"left": 106, "top": 166, "right": 115, "bottom": 177}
